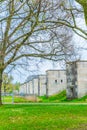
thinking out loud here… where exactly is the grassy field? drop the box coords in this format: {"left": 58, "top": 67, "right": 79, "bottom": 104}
{"left": 0, "top": 104, "right": 87, "bottom": 130}
{"left": 2, "top": 91, "right": 87, "bottom": 104}
{"left": 39, "top": 91, "right": 87, "bottom": 103}
{"left": 2, "top": 91, "right": 87, "bottom": 103}
{"left": 2, "top": 96, "right": 32, "bottom": 103}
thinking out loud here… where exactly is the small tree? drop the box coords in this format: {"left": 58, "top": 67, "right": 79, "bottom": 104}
{"left": 14, "top": 82, "right": 20, "bottom": 92}
{"left": 2, "top": 73, "right": 13, "bottom": 94}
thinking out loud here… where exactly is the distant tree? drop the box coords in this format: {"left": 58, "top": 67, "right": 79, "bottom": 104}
{"left": 2, "top": 73, "right": 13, "bottom": 94}
{"left": 14, "top": 82, "right": 20, "bottom": 92}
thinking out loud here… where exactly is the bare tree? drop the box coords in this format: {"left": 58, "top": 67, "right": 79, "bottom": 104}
{"left": 0, "top": 0, "right": 76, "bottom": 104}
{"left": 76, "top": 0, "right": 87, "bottom": 25}
{"left": 55, "top": 0, "right": 87, "bottom": 39}
{"left": 22, "top": 0, "right": 87, "bottom": 39}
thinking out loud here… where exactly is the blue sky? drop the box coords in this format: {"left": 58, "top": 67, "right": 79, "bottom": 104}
{"left": 5, "top": 0, "right": 87, "bottom": 83}
{"left": 11, "top": 32, "right": 87, "bottom": 84}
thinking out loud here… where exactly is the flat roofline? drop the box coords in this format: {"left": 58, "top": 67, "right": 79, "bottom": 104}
{"left": 32, "top": 75, "right": 46, "bottom": 80}
{"left": 38, "top": 74, "right": 46, "bottom": 76}
{"left": 66, "top": 60, "right": 87, "bottom": 64}
{"left": 31, "top": 74, "right": 46, "bottom": 77}
{"left": 46, "top": 69, "right": 66, "bottom": 72}
{"left": 20, "top": 82, "right": 27, "bottom": 85}
{"left": 20, "top": 74, "right": 46, "bottom": 84}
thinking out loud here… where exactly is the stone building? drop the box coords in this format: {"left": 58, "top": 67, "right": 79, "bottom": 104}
{"left": 46, "top": 70, "right": 66, "bottom": 96}
{"left": 19, "top": 75, "right": 38, "bottom": 95}
{"left": 27, "top": 75, "right": 46, "bottom": 96}
{"left": 26, "top": 75, "right": 39, "bottom": 95}
{"left": 29, "top": 80, "right": 33, "bottom": 95}
{"left": 29, "top": 75, "right": 46, "bottom": 96}
{"left": 38, "top": 75, "right": 46, "bottom": 96}
{"left": 32, "top": 78, "right": 39, "bottom": 95}
{"left": 19, "top": 82, "right": 27, "bottom": 95}
{"left": 19, "top": 69, "right": 67, "bottom": 97}
{"left": 66, "top": 61, "right": 87, "bottom": 99}
{"left": 19, "top": 75, "right": 46, "bottom": 96}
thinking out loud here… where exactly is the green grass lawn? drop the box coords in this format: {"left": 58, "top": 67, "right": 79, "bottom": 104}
{"left": 39, "top": 91, "right": 87, "bottom": 103}
{"left": 0, "top": 104, "right": 87, "bottom": 130}
{"left": 2, "top": 91, "right": 87, "bottom": 103}
{"left": 2, "top": 96, "right": 31, "bottom": 103}
{"left": 2, "top": 90, "right": 87, "bottom": 104}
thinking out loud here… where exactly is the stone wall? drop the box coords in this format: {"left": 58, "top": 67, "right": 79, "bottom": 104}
{"left": 19, "top": 83, "right": 27, "bottom": 95}
{"left": 66, "top": 61, "right": 87, "bottom": 99}
{"left": 29, "top": 81, "right": 33, "bottom": 94}
{"left": 38, "top": 75, "right": 46, "bottom": 96}
{"left": 46, "top": 70, "right": 66, "bottom": 96}
{"left": 66, "top": 62, "right": 77, "bottom": 99}
{"left": 77, "top": 61, "right": 87, "bottom": 98}
{"left": 33, "top": 78, "right": 39, "bottom": 95}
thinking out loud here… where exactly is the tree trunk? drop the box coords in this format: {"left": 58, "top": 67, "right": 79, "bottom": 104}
{"left": 0, "top": 70, "right": 3, "bottom": 105}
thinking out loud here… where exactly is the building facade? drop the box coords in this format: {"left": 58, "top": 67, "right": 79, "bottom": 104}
{"left": 28, "top": 80, "right": 33, "bottom": 95}
{"left": 19, "top": 69, "right": 67, "bottom": 97}
{"left": 66, "top": 61, "right": 87, "bottom": 99}
{"left": 19, "top": 75, "right": 46, "bottom": 96}
{"left": 19, "top": 75, "right": 38, "bottom": 95}
{"left": 46, "top": 70, "right": 66, "bottom": 96}
{"left": 33, "top": 78, "right": 39, "bottom": 95}
{"left": 19, "top": 82, "right": 27, "bottom": 95}
{"left": 38, "top": 75, "right": 46, "bottom": 96}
